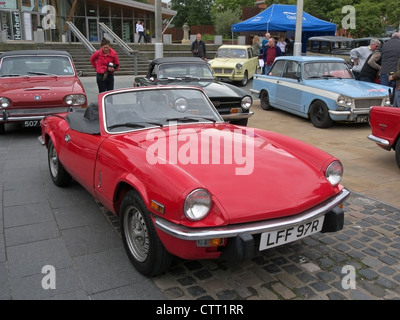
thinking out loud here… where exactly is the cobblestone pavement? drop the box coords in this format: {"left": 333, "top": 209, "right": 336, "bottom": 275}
{"left": 99, "top": 192, "right": 400, "bottom": 300}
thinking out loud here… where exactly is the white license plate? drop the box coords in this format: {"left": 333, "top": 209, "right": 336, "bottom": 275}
{"left": 356, "top": 115, "right": 369, "bottom": 123}
{"left": 259, "top": 216, "right": 325, "bottom": 250}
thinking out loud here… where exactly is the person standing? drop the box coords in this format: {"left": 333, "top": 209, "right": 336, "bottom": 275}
{"left": 191, "top": 33, "right": 207, "bottom": 61}
{"left": 286, "top": 36, "right": 294, "bottom": 56}
{"left": 389, "top": 58, "right": 400, "bottom": 107}
{"left": 359, "top": 49, "right": 382, "bottom": 83}
{"left": 137, "top": 21, "right": 146, "bottom": 44}
{"left": 263, "top": 38, "right": 282, "bottom": 75}
{"left": 260, "top": 32, "right": 271, "bottom": 52}
{"left": 90, "top": 37, "right": 120, "bottom": 93}
{"left": 140, "top": 21, "right": 148, "bottom": 44}
{"left": 350, "top": 38, "right": 380, "bottom": 80}
{"left": 380, "top": 32, "right": 400, "bottom": 86}
{"left": 276, "top": 36, "right": 287, "bottom": 55}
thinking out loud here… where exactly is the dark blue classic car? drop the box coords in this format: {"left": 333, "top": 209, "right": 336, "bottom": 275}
{"left": 251, "top": 56, "right": 391, "bottom": 128}
{"left": 134, "top": 57, "right": 253, "bottom": 126}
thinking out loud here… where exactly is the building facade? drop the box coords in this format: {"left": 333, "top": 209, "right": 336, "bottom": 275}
{"left": 0, "top": 0, "right": 176, "bottom": 43}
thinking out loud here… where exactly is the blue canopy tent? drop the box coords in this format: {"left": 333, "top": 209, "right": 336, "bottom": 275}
{"left": 232, "top": 4, "right": 337, "bottom": 53}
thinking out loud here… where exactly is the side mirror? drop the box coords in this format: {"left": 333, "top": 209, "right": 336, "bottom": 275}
{"left": 77, "top": 70, "right": 83, "bottom": 77}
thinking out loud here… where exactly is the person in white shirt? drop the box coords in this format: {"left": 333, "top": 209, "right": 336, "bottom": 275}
{"left": 350, "top": 38, "right": 380, "bottom": 80}
{"left": 276, "top": 36, "right": 286, "bottom": 55}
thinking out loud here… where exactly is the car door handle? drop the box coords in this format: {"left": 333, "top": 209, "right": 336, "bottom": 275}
{"left": 64, "top": 134, "right": 71, "bottom": 142}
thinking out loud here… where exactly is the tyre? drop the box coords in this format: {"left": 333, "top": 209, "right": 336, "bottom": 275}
{"left": 395, "top": 139, "right": 400, "bottom": 170}
{"left": 0, "top": 123, "right": 4, "bottom": 134}
{"left": 120, "top": 190, "right": 172, "bottom": 276}
{"left": 260, "top": 91, "right": 273, "bottom": 110}
{"left": 231, "top": 118, "right": 248, "bottom": 126}
{"left": 239, "top": 71, "right": 248, "bottom": 86}
{"left": 47, "top": 139, "right": 72, "bottom": 187}
{"left": 309, "top": 101, "right": 333, "bottom": 128}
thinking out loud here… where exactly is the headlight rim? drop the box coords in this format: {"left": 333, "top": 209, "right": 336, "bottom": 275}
{"left": 325, "top": 160, "right": 343, "bottom": 186}
{"left": 64, "top": 94, "right": 86, "bottom": 106}
{"left": 184, "top": 188, "right": 212, "bottom": 221}
{"left": 0, "top": 97, "right": 11, "bottom": 108}
{"left": 241, "top": 95, "right": 253, "bottom": 109}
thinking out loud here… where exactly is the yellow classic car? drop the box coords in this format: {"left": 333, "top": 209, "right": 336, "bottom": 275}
{"left": 209, "top": 45, "right": 259, "bottom": 86}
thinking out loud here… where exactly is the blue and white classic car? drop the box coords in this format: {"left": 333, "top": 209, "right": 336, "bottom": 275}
{"left": 251, "top": 56, "right": 391, "bottom": 128}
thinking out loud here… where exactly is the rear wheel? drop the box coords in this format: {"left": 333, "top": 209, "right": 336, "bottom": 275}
{"left": 309, "top": 101, "right": 333, "bottom": 128}
{"left": 260, "top": 91, "right": 273, "bottom": 110}
{"left": 48, "top": 139, "right": 72, "bottom": 187}
{"left": 120, "top": 190, "right": 172, "bottom": 276}
{"left": 395, "top": 139, "right": 400, "bottom": 170}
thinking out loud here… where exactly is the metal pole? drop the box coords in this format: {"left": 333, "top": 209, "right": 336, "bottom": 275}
{"left": 294, "top": 0, "right": 303, "bottom": 56}
{"left": 154, "top": 0, "right": 163, "bottom": 58}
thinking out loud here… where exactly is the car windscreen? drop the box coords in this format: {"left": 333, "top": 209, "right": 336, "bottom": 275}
{"left": 103, "top": 88, "right": 223, "bottom": 133}
{"left": 0, "top": 55, "right": 74, "bottom": 77}
{"left": 216, "top": 48, "right": 247, "bottom": 59}
{"left": 303, "top": 62, "right": 354, "bottom": 80}
{"left": 158, "top": 63, "right": 213, "bottom": 79}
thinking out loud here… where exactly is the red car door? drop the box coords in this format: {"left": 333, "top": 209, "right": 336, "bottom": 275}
{"left": 60, "top": 129, "right": 106, "bottom": 194}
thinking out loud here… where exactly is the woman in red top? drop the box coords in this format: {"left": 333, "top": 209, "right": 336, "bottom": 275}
{"left": 90, "top": 38, "right": 120, "bottom": 93}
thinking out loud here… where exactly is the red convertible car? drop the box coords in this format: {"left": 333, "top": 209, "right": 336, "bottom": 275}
{"left": 0, "top": 50, "right": 86, "bottom": 134}
{"left": 368, "top": 106, "right": 400, "bottom": 169}
{"left": 39, "top": 86, "right": 350, "bottom": 276}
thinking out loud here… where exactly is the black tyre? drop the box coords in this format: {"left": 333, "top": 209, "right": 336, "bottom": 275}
{"left": 260, "top": 91, "right": 273, "bottom": 110}
{"left": 120, "top": 190, "right": 172, "bottom": 276}
{"left": 395, "top": 139, "right": 400, "bottom": 170}
{"left": 309, "top": 101, "right": 333, "bottom": 128}
{"left": 239, "top": 71, "right": 248, "bottom": 86}
{"left": 231, "top": 118, "right": 248, "bottom": 126}
{"left": 47, "top": 139, "right": 72, "bottom": 187}
{"left": 0, "top": 123, "right": 4, "bottom": 134}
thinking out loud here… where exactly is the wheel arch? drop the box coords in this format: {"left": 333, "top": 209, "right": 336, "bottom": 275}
{"left": 112, "top": 179, "right": 149, "bottom": 218}
{"left": 307, "top": 98, "right": 331, "bottom": 119}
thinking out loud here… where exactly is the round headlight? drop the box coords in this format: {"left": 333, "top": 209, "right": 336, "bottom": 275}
{"left": 325, "top": 160, "right": 343, "bottom": 186}
{"left": 337, "top": 95, "right": 352, "bottom": 107}
{"left": 184, "top": 189, "right": 212, "bottom": 221}
{"left": 64, "top": 94, "right": 86, "bottom": 106}
{"left": 236, "top": 63, "right": 243, "bottom": 71}
{"left": 175, "top": 97, "right": 188, "bottom": 112}
{"left": 241, "top": 96, "right": 252, "bottom": 109}
{"left": 384, "top": 97, "right": 391, "bottom": 106}
{"left": 0, "top": 97, "right": 11, "bottom": 108}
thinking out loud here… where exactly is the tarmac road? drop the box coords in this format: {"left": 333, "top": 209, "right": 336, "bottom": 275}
{"left": 0, "top": 75, "right": 399, "bottom": 301}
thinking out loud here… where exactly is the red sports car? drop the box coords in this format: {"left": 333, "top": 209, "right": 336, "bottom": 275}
{"left": 39, "top": 86, "right": 349, "bottom": 276}
{"left": 0, "top": 50, "right": 87, "bottom": 134}
{"left": 368, "top": 106, "right": 400, "bottom": 169}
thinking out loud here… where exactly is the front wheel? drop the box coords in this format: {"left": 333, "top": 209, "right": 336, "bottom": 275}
{"left": 120, "top": 190, "right": 172, "bottom": 276}
{"left": 48, "top": 139, "right": 72, "bottom": 187}
{"left": 239, "top": 71, "right": 248, "bottom": 86}
{"left": 395, "top": 139, "right": 400, "bottom": 170}
{"left": 309, "top": 101, "right": 333, "bottom": 128}
{"left": 260, "top": 91, "right": 273, "bottom": 110}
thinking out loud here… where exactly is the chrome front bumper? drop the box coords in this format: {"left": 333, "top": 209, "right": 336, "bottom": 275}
{"left": 155, "top": 188, "right": 350, "bottom": 241}
{"left": 222, "top": 111, "right": 254, "bottom": 121}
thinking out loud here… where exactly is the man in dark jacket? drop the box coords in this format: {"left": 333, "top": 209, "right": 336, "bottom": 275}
{"left": 380, "top": 32, "right": 400, "bottom": 86}
{"left": 263, "top": 38, "right": 283, "bottom": 75}
{"left": 191, "top": 33, "right": 207, "bottom": 61}
{"left": 359, "top": 50, "right": 382, "bottom": 83}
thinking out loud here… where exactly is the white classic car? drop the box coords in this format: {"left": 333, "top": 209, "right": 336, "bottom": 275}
{"left": 209, "top": 45, "right": 259, "bottom": 86}
{"left": 251, "top": 56, "right": 391, "bottom": 128}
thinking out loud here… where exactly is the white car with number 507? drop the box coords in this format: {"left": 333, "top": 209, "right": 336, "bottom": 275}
{"left": 251, "top": 56, "right": 391, "bottom": 128}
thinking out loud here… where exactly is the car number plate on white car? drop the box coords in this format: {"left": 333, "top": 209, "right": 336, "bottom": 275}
{"left": 259, "top": 216, "right": 325, "bottom": 250}
{"left": 356, "top": 115, "right": 369, "bottom": 123}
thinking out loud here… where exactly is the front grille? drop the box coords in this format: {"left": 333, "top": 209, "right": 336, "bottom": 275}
{"left": 354, "top": 99, "right": 383, "bottom": 109}
{"left": 213, "top": 68, "right": 234, "bottom": 74}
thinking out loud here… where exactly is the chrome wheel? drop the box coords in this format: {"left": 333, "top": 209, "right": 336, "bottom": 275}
{"left": 123, "top": 205, "right": 149, "bottom": 262}
{"left": 49, "top": 143, "right": 59, "bottom": 178}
